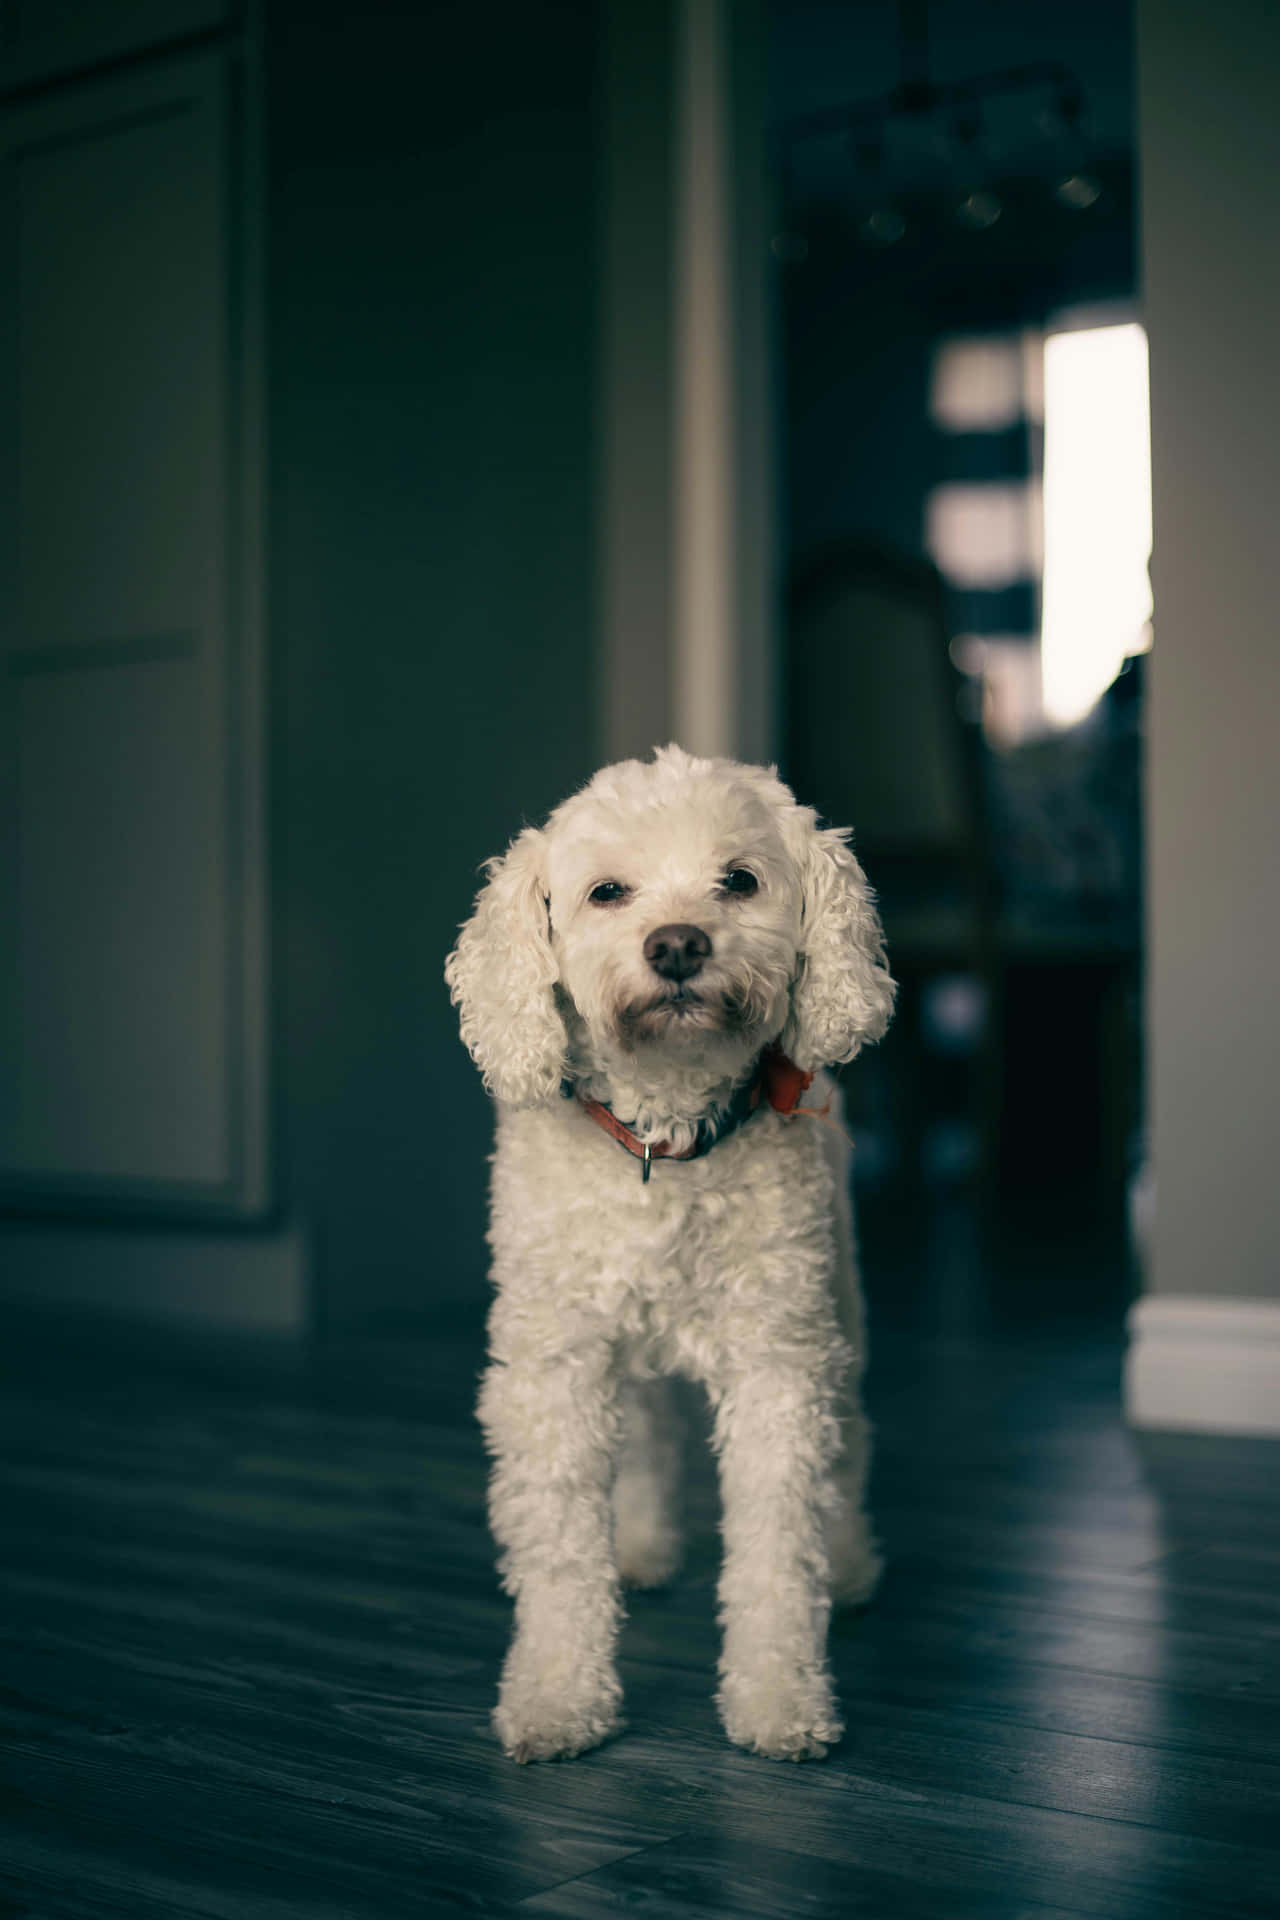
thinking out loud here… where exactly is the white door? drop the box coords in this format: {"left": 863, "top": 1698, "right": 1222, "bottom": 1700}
{"left": 0, "top": 48, "right": 267, "bottom": 1219}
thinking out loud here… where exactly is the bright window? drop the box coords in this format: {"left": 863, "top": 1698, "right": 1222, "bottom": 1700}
{"left": 1040, "top": 321, "right": 1152, "bottom": 728}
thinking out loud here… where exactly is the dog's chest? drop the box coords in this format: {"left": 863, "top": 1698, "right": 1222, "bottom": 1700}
{"left": 494, "top": 1097, "right": 837, "bottom": 1345}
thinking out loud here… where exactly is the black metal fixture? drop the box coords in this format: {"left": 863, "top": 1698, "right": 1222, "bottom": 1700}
{"left": 774, "top": 0, "right": 1103, "bottom": 262}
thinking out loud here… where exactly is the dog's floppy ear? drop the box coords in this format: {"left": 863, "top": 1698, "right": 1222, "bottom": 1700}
{"left": 781, "top": 814, "right": 896, "bottom": 1074}
{"left": 445, "top": 827, "right": 565, "bottom": 1107}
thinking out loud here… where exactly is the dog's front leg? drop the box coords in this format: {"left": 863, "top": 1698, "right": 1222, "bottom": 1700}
{"left": 710, "top": 1357, "right": 844, "bottom": 1760}
{"left": 477, "top": 1344, "right": 623, "bottom": 1761}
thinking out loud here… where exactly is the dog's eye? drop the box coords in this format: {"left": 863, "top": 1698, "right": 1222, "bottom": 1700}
{"left": 589, "top": 880, "right": 629, "bottom": 906}
{"left": 720, "top": 868, "right": 759, "bottom": 897}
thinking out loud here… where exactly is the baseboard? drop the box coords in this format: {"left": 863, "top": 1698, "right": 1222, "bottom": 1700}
{"left": 1125, "top": 1295, "right": 1280, "bottom": 1436}
{"left": 0, "top": 1219, "right": 310, "bottom": 1334}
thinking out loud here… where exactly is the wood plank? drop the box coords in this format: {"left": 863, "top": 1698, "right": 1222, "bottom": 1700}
{"left": 2, "top": 1292, "right": 1278, "bottom": 1920}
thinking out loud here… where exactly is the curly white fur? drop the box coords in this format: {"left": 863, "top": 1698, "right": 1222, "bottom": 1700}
{"left": 446, "top": 746, "right": 895, "bottom": 1762}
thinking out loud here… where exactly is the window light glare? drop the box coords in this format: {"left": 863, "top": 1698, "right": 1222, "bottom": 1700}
{"left": 926, "top": 482, "right": 1041, "bottom": 589}
{"left": 1040, "top": 322, "right": 1152, "bottom": 728}
{"left": 931, "top": 334, "right": 1027, "bottom": 431}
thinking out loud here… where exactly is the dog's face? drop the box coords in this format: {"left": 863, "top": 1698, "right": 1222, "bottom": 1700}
{"left": 545, "top": 760, "right": 801, "bottom": 1071}
{"left": 446, "top": 746, "right": 895, "bottom": 1107}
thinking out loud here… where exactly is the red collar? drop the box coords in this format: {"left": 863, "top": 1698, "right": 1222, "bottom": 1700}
{"left": 573, "top": 1045, "right": 815, "bottom": 1182}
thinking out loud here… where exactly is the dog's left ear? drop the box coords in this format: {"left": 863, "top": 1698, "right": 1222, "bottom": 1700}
{"left": 445, "top": 827, "right": 566, "bottom": 1107}
{"left": 781, "top": 816, "right": 896, "bottom": 1074}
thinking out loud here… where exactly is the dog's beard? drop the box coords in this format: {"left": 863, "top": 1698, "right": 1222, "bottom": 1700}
{"left": 612, "top": 973, "right": 775, "bottom": 1051}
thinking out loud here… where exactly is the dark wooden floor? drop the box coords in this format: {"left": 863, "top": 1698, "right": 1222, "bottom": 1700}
{"left": 2, "top": 1200, "right": 1278, "bottom": 1919}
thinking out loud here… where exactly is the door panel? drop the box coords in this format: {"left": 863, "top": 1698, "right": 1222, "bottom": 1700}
{"left": 17, "top": 83, "right": 224, "bottom": 653}
{"left": 12, "top": 648, "right": 228, "bottom": 1187}
{"left": 0, "top": 50, "right": 266, "bottom": 1218}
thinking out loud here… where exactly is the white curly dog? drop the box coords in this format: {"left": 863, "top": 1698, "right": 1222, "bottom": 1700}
{"left": 446, "top": 745, "right": 895, "bottom": 1763}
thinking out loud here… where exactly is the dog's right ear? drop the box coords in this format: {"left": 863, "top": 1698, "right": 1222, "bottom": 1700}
{"left": 445, "top": 827, "right": 565, "bottom": 1107}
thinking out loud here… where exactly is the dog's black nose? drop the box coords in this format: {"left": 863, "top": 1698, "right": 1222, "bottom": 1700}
{"left": 643, "top": 923, "right": 712, "bottom": 981}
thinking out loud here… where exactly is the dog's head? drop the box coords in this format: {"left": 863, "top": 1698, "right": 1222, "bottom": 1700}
{"left": 445, "top": 745, "right": 895, "bottom": 1105}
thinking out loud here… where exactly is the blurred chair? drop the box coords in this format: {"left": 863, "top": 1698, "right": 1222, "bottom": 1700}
{"left": 785, "top": 536, "right": 997, "bottom": 1187}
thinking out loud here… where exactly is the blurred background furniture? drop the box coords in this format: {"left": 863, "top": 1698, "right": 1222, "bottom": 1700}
{"left": 786, "top": 536, "right": 998, "bottom": 1191}
{"left": 786, "top": 534, "right": 1140, "bottom": 1217}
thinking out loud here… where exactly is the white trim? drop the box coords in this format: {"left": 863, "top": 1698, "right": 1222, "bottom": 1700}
{"left": 597, "top": 0, "right": 676, "bottom": 765}
{"left": 1125, "top": 1295, "right": 1280, "bottom": 1435}
{"left": 598, "top": 0, "right": 773, "bottom": 767}
{"left": 672, "top": 0, "right": 736, "bottom": 760}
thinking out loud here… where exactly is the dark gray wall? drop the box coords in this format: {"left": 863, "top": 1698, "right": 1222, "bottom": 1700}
{"left": 1140, "top": 0, "right": 1280, "bottom": 1302}
{"left": 268, "top": 0, "right": 602, "bottom": 1328}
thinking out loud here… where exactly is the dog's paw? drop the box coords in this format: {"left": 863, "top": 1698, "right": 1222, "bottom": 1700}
{"left": 830, "top": 1542, "right": 884, "bottom": 1610}
{"left": 493, "top": 1695, "right": 623, "bottom": 1763}
{"left": 717, "top": 1666, "right": 842, "bottom": 1762}
{"left": 615, "top": 1528, "right": 683, "bottom": 1590}
{"left": 828, "top": 1507, "right": 884, "bottom": 1610}
{"left": 494, "top": 1656, "right": 623, "bottom": 1763}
